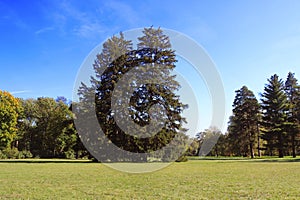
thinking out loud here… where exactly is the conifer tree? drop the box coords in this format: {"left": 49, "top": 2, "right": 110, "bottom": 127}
{"left": 227, "top": 86, "right": 260, "bottom": 158}
{"left": 77, "top": 27, "right": 187, "bottom": 161}
{"left": 284, "top": 72, "right": 300, "bottom": 157}
{"left": 261, "top": 74, "right": 288, "bottom": 158}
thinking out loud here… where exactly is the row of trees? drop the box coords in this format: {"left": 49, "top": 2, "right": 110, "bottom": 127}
{"left": 189, "top": 72, "right": 300, "bottom": 158}
{"left": 0, "top": 94, "right": 88, "bottom": 159}
{"left": 1, "top": 72, "right": 299, "bottom": 159}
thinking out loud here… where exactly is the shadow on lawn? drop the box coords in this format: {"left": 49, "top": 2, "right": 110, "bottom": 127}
{"left": 0, "top": 159, "right": 94, "bottom": 164}
{"left": 252, "top": 158, "right": 300, "bottom": 163}
{"left": 190, "top": 156, "right": 300, "bottom": 162}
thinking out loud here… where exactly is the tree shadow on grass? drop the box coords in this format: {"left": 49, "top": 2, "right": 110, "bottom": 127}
{"left": 252, "top": 158, "right": 300, "bottom": 163}
{"left": 189, "top": 156, "right": 300, "bottom": 162}
{"left": 0, "top": 159, "right": 94, "bottom": 164}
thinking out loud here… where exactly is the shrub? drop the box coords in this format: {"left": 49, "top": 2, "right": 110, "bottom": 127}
{"left": 20, "top": 150, "right": 33, "bottom": 158}
{"left": 64, "top": 150, "right": 75, "bottom": 159}
{"left": 0, "top": 151, "right": 7, "bottom": 159}
{"left": 4, "top": 147, "right": 19, "bottom": 159}
{"left": 0, "top": 148, "right": 33, "bottom": 159}
{"left": 175, "top": 155, "right": 188, "bottom": 162}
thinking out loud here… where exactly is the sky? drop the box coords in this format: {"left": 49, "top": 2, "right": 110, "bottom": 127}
{"left": 1, "top": 0, "right": 300, "bottom": 135}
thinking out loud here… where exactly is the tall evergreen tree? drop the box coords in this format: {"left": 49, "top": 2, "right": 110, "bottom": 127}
{"left": 261, "top": 74, "right": 288, "bottom": 158}
{"left": 75, "top": 33, "right": 133, "bottom": 162}
{"left": 226, "top": 115, "right": 241, "bottom": 156}
{"left": 227, "top": 86, "right": 260, "bottom": 158}
{"left": 284, "top": 72, "right": 300, "bottom": 157}
{"left": 77, "top": 27, "right": 187, "bottom": 161}
{"left": 138, "top": 27, "right": 171, "bottom": 50}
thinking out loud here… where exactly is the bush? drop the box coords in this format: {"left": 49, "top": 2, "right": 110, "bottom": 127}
{"left": 0, "top": 148, "right": 33, "bottom": 159}
{"left": 19, "top": 150, "right": 33, "bottom": 158}
{"left": 4, "top": 147, "right": 19, "bottom": 159}
{"left": 175, "top": 155, "right": 188, "bottom": 162}
{"left": 64, "top": 150, "right": 75, "bottom": 159}
{"left": 0, "top": 151, "right": 7, "bottom": 159}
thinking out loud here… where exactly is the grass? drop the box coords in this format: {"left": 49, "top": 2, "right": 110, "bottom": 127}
{"left": 0, "top": 158, "right": 299, "bottom": 199}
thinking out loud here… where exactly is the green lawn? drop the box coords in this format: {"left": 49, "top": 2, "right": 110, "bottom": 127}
{"left": 0, "top": 158, "right": 299, "bottom": 199}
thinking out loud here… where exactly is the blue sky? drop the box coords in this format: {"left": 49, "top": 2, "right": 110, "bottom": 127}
{"left": 1, "top": 0, "right": 300, "bottom": 134}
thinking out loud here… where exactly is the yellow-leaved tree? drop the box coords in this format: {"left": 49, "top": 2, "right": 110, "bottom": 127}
{"left": 0, "top": 90, "right": 21, "bottom": 149}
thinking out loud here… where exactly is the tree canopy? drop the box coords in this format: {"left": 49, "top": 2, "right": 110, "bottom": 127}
{"left": 0, "top": 91, "right": 21, "bottom": 149}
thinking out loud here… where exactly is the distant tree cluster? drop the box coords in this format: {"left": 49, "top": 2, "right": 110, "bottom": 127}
{"left": 0, "top": 94, "right": 88, "bottom": 159}
{"left": 188, "top": 72, "right": 300, "bottom": 158}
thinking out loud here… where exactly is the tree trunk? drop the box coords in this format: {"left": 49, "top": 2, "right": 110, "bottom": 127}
{"left": 292, "top": 134, "right": 296, "bottom": 158}
{"left": 278, "top": 149, "right": 284, "bottom": 158}
{"left": 278, "top": 133, "right": 284, "bottom": 158}
{"left": 250, "top": 142, "right": 254, "bottom": 159}
{"left": 257, "top": 124, "right": 261, "bottom": 157}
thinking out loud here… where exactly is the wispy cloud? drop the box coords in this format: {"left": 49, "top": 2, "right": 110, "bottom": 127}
{"left": 48, "top": 1, "right": 107, "bottom": 38}
{"left": 35, "top": 26, "right": 55, "bottom": 35}
{"left": 11, "top": 90, "right": 31, "bottom": 95}
{"left": 42, "top": 0, "right": 142, "bottom": 39}
{"left": 73, "top": 23, "right": 104, "bottom": 38}
{"left": 0, "top": 1, "right": 29, "bottom": 31}
{"left": 103, "top": 0, "right": 140, "bottom": 27}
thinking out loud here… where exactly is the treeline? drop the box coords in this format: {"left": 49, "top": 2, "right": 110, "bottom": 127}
{"left": 0, "top": 93, "right": 88, "bottom": 159}
{"left": 187, "top": 72, "right": 300, "bottom": 158}
{"left": 1, "top": 71, "right": 299, "bottom": 160}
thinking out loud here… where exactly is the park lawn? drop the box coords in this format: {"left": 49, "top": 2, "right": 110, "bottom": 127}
{"left": 0, "top": 158, "right": 299, "bottom": 199}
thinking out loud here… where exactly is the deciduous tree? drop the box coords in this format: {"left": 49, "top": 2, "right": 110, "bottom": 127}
{"left": 0, "top": 90, "right": 21, "bottom": 149}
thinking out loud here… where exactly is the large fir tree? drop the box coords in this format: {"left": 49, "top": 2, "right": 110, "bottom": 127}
{"left": 261, "top": 74, "right": 288, "bottom": 158}
{"left": 77, "top": 27, "right": 187, "bottom": 161}
{"left": 227, "top": 86, "right": 260, "bottom": 158}
{"left": 284, "top": 72, "right": 300, "bottom": 157}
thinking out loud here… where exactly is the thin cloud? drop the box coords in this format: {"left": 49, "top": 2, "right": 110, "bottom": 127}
{"left": 53, "top": 1, "right": 106, "bottom": 38}
{"left": 73, "top": 23, "right": 104, "bottom": 38}
{"left": 0, "top": 1, "right": 29, "bottom": 31}
{"left": 11, "top": 90, "right": 31, "bottom": 95}
{"left": 103, "top": 0, "right": 140, "bottom": 26}
{"left": 35, "top": 26, "right": 55, "bottom": 35}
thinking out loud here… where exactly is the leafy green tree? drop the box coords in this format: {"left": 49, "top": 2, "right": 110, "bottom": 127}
{"left": 17, "top": 98, "right": 36, "bottom": 151}
{"left": 261, "top": 74, "right": 288, "bottom": 158}
{"left": 18, "top": 97, "right": 76, "bottom": 158}
{"left": 227, "top": 86, "right": 260, "bottom": 158}
{"left": 0, "top": 91, "right": 22, "bottom": 149}
{"left": 284, "top": 72, "right": 300, "bottom": 157}
{"left": 185, "top": 137, "right": 200, "bottom": 156}
{"left": 198, "top": 127, "right": 222, "bottom": 156}
{"left": 195, "top": 131, "right": 205, "bottom": 156}
{"left": 210, "top": 133, "right": 227, "bottom": 157}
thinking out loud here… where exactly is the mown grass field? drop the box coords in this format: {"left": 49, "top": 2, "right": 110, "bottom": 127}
{"left": 0, "top": 158, "right": 299, "bottom": 199}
